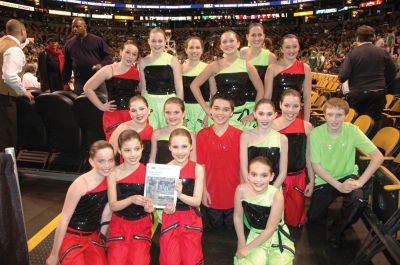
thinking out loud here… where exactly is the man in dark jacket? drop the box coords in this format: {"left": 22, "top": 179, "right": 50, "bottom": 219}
{"left": 63, "top": 18, "right": 112, "bottom": 95}
{"left": 339, "top": 25, "right": 396, "bottom": 121}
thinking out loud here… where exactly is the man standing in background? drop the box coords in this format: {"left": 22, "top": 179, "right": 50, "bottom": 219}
{"left": 339, "top": 25, "right": 396, "bottom": 124}
{"left": 0, "top": 19, "right": 33, "bottom": 150}
{"left": 63, "top": 18, "right": 112, "bottom": 95}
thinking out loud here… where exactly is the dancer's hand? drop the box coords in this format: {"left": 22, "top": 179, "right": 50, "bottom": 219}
{"left": 164, "top": 202, "right": 176, "bottom": 215}
{"left": 202, "top": 189, "right": 211, "bottom": 207}
{"left": 304, "top": 182, "right": 314, "bottom": 197}
{"left": 101, "top": 100, "right": 117, "bottom": 112}
{"left": 236, "top": 246, "right": 249, "bottom": 258}
{"left": 176, "top": 179, "right": 183, "bottom": 199}
{"left": 144, "top": 199, "right": 155, "bottom": 213}
{"left": 131, "top": 195, "right": 147, "bottom": 206}
{"left": 241, "top": 113, "right": 254, "bottom": 125}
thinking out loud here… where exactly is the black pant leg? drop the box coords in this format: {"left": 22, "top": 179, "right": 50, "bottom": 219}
{"left": 202, "top": 207, "right": 224, "bottom": 229}
{"left": 330, "top": 187, "right": 367, "bottom": 237}
{"left": 223, "top": 208, "right": 234, "bottom": 230}
{"left": 307, "top": 184, "right": 340, "bottom": 223}
{"left": 0, "top": 96, "right": 17, "bottom": 150}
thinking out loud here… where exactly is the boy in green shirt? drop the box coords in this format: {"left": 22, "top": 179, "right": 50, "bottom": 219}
{"left": 308, "top": 98, "right": 383, "bottom": 248}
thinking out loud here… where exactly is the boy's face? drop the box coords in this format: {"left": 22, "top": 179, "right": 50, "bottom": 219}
{"left": 210, "top": 99, "right": 233, "bottom": 125}
{"left": 324, "top": 106, "right": 346, "bottom": 133}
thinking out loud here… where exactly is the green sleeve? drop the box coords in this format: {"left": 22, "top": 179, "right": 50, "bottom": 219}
{"left": 310, "top": 129, "right": 321, "bottom": 164}
{"left": 352, "top": 126, "right": 377, "bottom": 154}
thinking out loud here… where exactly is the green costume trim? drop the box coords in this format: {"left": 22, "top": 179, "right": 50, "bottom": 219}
{"left": 145, "top": 52, "right": 173, "bottom": 66}
{"left": 250, "top": 48, "right": 270, "bottom": 67}
{"left": 249, "top": 129, "right": 281, "bottom": 148}
{"left": 184, "top": 61, "right": 208, "bottom": 76}
{"left": 216, "top": 58, "right": 247, "bottom": 75}
{"left": 230, "top": 103, "right": 256, "bottom": 130}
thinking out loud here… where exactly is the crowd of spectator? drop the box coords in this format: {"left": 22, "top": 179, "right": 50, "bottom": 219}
{"left": 1, "top": 11, "right": 399, "bottom": 77}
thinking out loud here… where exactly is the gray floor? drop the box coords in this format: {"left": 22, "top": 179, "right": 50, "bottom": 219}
{"left": 21, "top": 177, "right": 393, "bottom": 265}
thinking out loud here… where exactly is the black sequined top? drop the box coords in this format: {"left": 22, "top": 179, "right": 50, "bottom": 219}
{"left": 272, "top": 60, "right": 305, "bottom": 110}
{"left": 105, "top": 65, "right": 139, "bottom": 110}
{"left": 68, "top": 179, "right": 108, "bottom": 232}
{"left": 242, "top": 201, "right": 271, "bottom": 230}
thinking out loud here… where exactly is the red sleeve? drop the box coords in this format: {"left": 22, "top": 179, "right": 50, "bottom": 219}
{"left": 196, "top": 131, "right": 206, "bottom": 165}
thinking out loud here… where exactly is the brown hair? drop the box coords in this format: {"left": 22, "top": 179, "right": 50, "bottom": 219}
{"left": 89, "top": 140, "right": 114, "bottom": 159}
{"left": 168, "top": 128, "right": 192, "bottom": 146}
{"left": 255, "top": 98, "right": 275, "bottom": 112}
{"left": 280, "top": 34, "right": 300, "bottom": 47}
{"left": 120, "top": 40, "right": 138, "bottom": 51}
{"left": 184, "top": 36, "right": 204, "bottom": 50}
{"left": 221, "top": 30, "right": 241, "bottom": 44}
{"left": 248, "top": 156, "right": 273, "bottom": 173}
{"left": 247, "top": 23, "right": 264, "bottom": 34}
{"left": 356, "top": 25, "right": 375, "bottom": 42}
{"left": 323, "top": 97, "right": 349, "bottom": 115}
{"left": 164, "top": 97, "right": 185, "bottom": 112}
{"left": 280, "top": 89, "right": 301, "bottom": 103}
{"left": 149, "top": 27, "right": 166, "bottom": 40}
{"left": 118, "top": 129, "right": 143, "bottom": 149}
{"left": 210, "top": 93, "right": 235, "bottom": 111}
{"left": 129, "top": 95, "right": 148, "bottom": 108}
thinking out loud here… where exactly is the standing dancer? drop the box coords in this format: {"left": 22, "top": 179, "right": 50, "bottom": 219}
{"left": 272, "top": 89, "right": 314, "bottom": 227}
{"left": 182, "top": 36, "right": 216, "bottom": 134}
{"left": 191, "top": 30, "right": 264, "bottom": 130}
{"left": 240, "top": 23, "right": 277, "bottom": 115}
{"left": 84, "top": 40, "right": 140, "bottom": 140}
{"left": 240, "top": 99, "right": 288, "bottom": 188}
{"left": 158, "top": 128, "right": 204, "bottom": 265}
{"left": 264, "top": 34, "right": 311, "bottom": 121}
{"left": 140, "top": 28, "right": 183, "bottom": 129}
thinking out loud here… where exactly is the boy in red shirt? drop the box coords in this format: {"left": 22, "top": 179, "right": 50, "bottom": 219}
{"left": 197, "top": 94, "right": 242, "bottom": 229}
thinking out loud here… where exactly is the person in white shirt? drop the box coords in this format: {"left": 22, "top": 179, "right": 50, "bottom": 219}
{"left": 22, "top": 63, "right": 40, "bottom": 90}
{"left": 0, "top": 19, "right": 33, "bottom": 150}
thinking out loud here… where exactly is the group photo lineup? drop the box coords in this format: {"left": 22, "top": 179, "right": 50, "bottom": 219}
{"left": 0, "top": 0, "right": 400, "bottom": 264}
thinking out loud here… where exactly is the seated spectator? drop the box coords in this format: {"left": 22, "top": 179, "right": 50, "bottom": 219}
{"left": 22, "top": 63, "right": 40, "bottom": 90}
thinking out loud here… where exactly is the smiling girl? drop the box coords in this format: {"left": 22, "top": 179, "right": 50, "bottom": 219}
{"left": 149, "top": 97, "right": 196, "bottom": 164}
{"left": 264, "top": 34, "right": 311, "bottom": 121}
{"left": 233, "top": 156, "right": 294, "bottom": 265}
{"left": 109, "top": 95, "right": 153, "bottom": 164}
{"left": 159, "top": 128, "right": 204, "bottom": 265}
{"left": 191, "top": 30, "right": 264, "bottom": 130}
{"left": 240, "top": 23, "right": 277, "bottom": 115}
{"left": 46, "top": 141, "right": 114, "bottom": 265}
{"left": 240, "top": 99, "right": 288, "bottom": 188}
{"left": 272, "top": 89, "right": 314, "bottom": 227}
{"left": 140, "top": 28, "right": 183, "bottom": 129}
{"left": 182, "top": 36, "right": 216, "bottom": 134}
{"left": 107, "top": 130, "right": 153, "bottom": 265}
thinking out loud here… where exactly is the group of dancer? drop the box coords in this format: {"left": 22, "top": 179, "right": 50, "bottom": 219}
{"left": 46, "top": 22, "right": 384, "bottom": 265}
